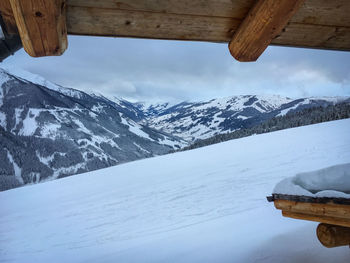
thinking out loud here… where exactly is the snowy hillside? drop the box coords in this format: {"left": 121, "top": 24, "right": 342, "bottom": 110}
{"left": 0, "top": 67, "right": 184, "bottom": 188}
{"left": 1, "top": 66, "right": 349, "bottom": 189}
{"left": 139, "top": 95, "right": 349, "bottom": 142}
{"left": 1, "top": 119, "right": 350, "bottom": 263}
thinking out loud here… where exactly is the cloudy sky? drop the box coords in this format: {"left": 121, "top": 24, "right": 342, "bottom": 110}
{"left": 2, "top": 35, "right": 350, "bottom": 102}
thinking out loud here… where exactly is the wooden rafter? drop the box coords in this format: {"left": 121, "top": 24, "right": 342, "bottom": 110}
{"left": 66, "top": 0, "right": 350, "bottom": 55}
{"left": 0, "top": 0, "right": 350, "bottom": 60}
{"left": 9, "top": 0, "right": 67, "bottom": 57}
{"left": 0, "top": 0, "right": 17, "bottom": 34}
{"left": 229, "top": 0, "right": 305, "bottom": 62}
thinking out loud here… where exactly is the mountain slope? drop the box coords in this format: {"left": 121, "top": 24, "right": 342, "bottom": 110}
{"left": 138, "top": 95, "right": 349, "bottom": 142}
{"left": 1, "top": 66, "right": 349, "bottom": 189}
{"left": 0, "top": 68, "right": 184, "bottom": 189}
{"left": 1, "top": 119, "right": 349, "bottom": 262}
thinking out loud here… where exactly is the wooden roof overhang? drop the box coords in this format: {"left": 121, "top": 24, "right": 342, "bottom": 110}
{"left": 0, "top": 0, "right": 350, "bottom": 62}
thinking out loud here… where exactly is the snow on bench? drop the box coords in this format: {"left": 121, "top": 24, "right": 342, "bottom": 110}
{"left": 273, "top": 163, "right": 350, "bottom": 200}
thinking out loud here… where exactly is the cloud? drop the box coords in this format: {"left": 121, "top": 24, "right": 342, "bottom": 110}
{"left": 2, "top": 35, "right": 350, "bottom": 102}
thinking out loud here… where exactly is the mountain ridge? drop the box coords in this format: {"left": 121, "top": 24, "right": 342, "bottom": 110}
{"left": 1, "top": 66, "right": 349, "bottom": 190}
{"left": 136, "top": 94, "right": 349, "bottom": 142}
{"left": 0, "top": 67, "right": 184, "bottom": 190}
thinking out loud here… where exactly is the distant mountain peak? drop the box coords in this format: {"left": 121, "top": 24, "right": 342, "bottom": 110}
{"left": 137, "top": 94, "right": 349, "bottom": 142}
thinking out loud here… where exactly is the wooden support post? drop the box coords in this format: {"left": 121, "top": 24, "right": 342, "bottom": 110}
{"left": 317, "top": 223, "right": 350, "bottom": 248}
{"left": 9, "top": 0, "right": 67, "bottom": 57}
{"left": 228, "top": 0, "right": 305, "bottom": 62}
{"left": 0, "top": 0, "right": 18, "bottom": 34}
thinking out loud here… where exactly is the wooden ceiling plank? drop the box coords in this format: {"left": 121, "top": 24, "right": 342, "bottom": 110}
{"left": 66, "top": 6, "right": 241, "bottom": 43}
{"left": 228, "top": 0, "right": 305, "bottom": 62}
{"left": 2, "top": 0, "right": 350, "bottom": 58}
{"left": 291, "top": 0, "right": 350, "bottom": 27}
{"left": 9, "top": 0, "right": 67, "bottom": 57}
{"left": 66, "top": 0, "right": 350, "bottom": 27}
{"left": 67, "top": 0, "right": 254, "bottom": 19}
{"left": 0, "top": 0, "right": 18, "bottom": 34}
{"left": 66, "top": 5, "right": 350, "bottom": 51}
{"left": 272, "top": 23, "right": 350, "bottom": 51}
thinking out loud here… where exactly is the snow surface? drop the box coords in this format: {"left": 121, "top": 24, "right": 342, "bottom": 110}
{"left": 0, "top": 69, "right": 11, "bottom": 88}
{"left": 1, "top": 119, "right": 350, "bottom": 263}
{"left": 194, "top": 95, "right": 292, "bottom": 112}
{"left": 0, "top": 67, "right": 83, "bottom": 99}
{"left": 18, "top": 109, "right": 40, "bottom": 136}
{"left": 144, "top": 94, "right": 350, "bottom": 142}
{"left": 145, "top": 95, "right": 295, "bottom": 141}
{"left": 120, "top": 114, "right": 151, "bottom": 140}
{"left": 277, "top": 97, "right": 349, "bottom": 117}
{"left": 0, "top": 111, "right": 6, "bottom": 127}
{"left": 11, "top": 107, "right": 24, "bottom": 132}
{"left": 273, "top": 163, "right": 350, "bottom": 198}
{"left": 5, "top": 150, "right": 23, "bottom": 184}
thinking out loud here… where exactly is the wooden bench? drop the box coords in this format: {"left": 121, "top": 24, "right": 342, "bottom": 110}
{"left": 267, "top": 194, "right": 350, "bottom": 248}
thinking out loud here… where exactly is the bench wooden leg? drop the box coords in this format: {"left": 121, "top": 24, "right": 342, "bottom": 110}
{"left": 317, "top": 223, "right": 350, "bottom": 248}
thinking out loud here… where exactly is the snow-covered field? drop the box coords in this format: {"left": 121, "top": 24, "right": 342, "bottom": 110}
{"left": 1, "top": 119, "right": 350, "bottom": 263}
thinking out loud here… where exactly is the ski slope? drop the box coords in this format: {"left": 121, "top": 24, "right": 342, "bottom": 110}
{"left": 1, "top": 119, "right": 350, "bottom": 263}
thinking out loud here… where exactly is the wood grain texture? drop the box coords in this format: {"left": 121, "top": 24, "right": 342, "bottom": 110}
{"left": 229, "top": 0, "right": 305, "bottom": 62}
{"left": 3, "top": 0, "right": 350, "bottom": 58}
{"left": 66, "top": 5, "right": 350, "bottom": 51}
{"left": 282, "top": 211, "right": 350, "bottom": 228}
{"left": 67, "top": 0, "right": 350, "bottom": 26}
{"left": 66, "top": 6, "right": 241, "bottom": 42}
{"left": 291, "top": 0, "right": 350, "bottom": 27}
{"left": 273, "top": 23, "right": 350, "bottom": 51}
{"left": 274, "top": 200, "right": 350, "bottom": 219}
{"left": 0, "top": 0, "right": 17, "bottom": 34}
{"left": 316, "top": 223, "right": 350, "bottom": 248}
{"left": 67, "top": 0, "right": 254, "bottom": 19}
{"left": 9, "top": 0, "right": 67, "bottom": 57}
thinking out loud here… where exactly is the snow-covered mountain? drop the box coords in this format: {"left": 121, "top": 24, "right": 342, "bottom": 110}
{"left": 1, "top": 66, "right": 349, "bottom": 189}
{"left": 137, "top": 95, "right": 349, "bottom": 142}
{"left": 0, "top": 67, "right": 184, "bottom": 189}
{"left": 1, "top": 119, "right": 349, "bottom": 262}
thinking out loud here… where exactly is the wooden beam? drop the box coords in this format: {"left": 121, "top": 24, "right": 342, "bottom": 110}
{"left": 274, "top": 199, "right": 350, "bottom": 227}
{"left": 68, "top": 0, "right": 350, "bottom": 27}
{"left": 68, "top": 0, "right": 254, "bottom": 19}
{"left": 317, "top": 223, "right": 350, "bottom": 248}
{"left": 2, "top": 0, "right": 350, "bottom": 58}
{"left": 65, "top": 1, "right": 350, "bottom": 51}
{"left": 282, "top": 210, "right": 350, "bottom": 228}
{"left": 274, "top": 199, "right": 350, "bottom": 219}
{"left": 273, "top": 23, "right": 350, "bottom": 51}
{"left": 66, "top": 6, "right": 241, "bottom": 43}
{"left": 9, "top": 0, "right": 67, "bottom": 57}
{"left": 0, "top": 0, "right": 17, "bottom": 34}
{"left": 229, "top": 0, "right": 305, "bottom": 62}
{"left": 66, "top": 5, "right": 350, "bottom": 51}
